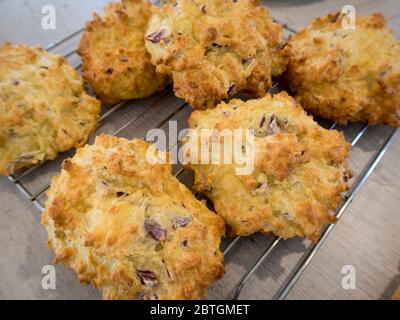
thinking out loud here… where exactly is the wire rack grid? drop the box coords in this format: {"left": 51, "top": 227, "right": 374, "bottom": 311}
{"left": 5, "top": 20, "right": 399, "bottom": 300}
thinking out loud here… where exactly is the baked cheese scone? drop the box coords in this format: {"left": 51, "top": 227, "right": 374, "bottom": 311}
{"left": 145, "top": 0, "right": 287, "bottom": 109}
{"left": 184, "top": 92, "right": 351, "bottom": 241}
{"left": 0, "top": 43, "right": 100, "bottom": 176}
{"left": 285, "top": 12, "right": 400, "bottom": 126}
{"left": 78, "top": 0, "right": 170, "bottom": 105}
{"left": 42, "top": 134, "right": 225, "bottom": 300}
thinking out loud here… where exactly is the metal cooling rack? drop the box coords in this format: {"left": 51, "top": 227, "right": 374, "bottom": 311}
{"left": 6, "top": 22, "right": 399, "bottom": 300}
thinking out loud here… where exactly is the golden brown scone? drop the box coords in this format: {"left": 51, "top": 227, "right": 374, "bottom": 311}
{"left": 285, "top": 12, "right": 400, "bottom": 126}
{"left": 78, "top": 0, "right": 170, "bottom": 105}
{"left": 41, "top": 134, "right": 225, "bottom": 300}
{"left": 0, "top": 43, "right": 100, "bottom": 176}
{"left": 145, "top": 0, "right": 287, "bottom": 109}
{"left": 184, "top": 92, "right": 351, "bottom": 242}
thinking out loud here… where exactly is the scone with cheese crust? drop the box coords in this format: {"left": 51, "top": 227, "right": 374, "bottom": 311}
{"left": 42, "top": 134, "right": 225, "bottom": 300}
{"left": 78, "top": 0, "right": 170, "bottom": 105}
{"left": 145, "top": 0, "right": 287, "bottom": 109}
{"left": 285, "top": 12, "right": 400, "bottom": 126}
{"left": 184, "top": 92, "right": 351, "bottom": 242}
{"left": 0, "top": 43, "right": 100, "bottom": 176}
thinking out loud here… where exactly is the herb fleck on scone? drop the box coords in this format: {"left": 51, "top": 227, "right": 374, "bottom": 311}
{"left": 145, "top": 0, "right": 287, "bottom": 109}
{"left": 42, "top": 135, "right": 225, "bottom": 300}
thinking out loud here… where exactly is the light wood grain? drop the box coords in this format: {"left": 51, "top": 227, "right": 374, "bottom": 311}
{"left": 0, "top": 0, "right": 399, "bottom": 300}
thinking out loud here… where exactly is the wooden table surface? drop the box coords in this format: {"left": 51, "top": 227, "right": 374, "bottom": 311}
{"left": 0, "top": 0, "right": 399, "bottom": 300}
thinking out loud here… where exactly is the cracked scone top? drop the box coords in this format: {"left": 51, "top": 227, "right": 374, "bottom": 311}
{"left": 184, "top": 92, "right": 351, "bottom": 242}
{"left": 0, "top": 43, "right": 100, "bottom": 176}
{"left": 145, "top": 0, "right": 287, "bottom": 109}
{"left": 78, "top": 0, "right": 170, "bottom": 105}
{"left": 285, "top": 12, "right": 400, "bottom": 126}
{"left": 42, "top": 134, "right": 225, "bottom": 300}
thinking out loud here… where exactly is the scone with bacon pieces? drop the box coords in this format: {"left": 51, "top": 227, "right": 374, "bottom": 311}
{"left": 285, "top": 12, "right": 400, "bottom": 126}
{"left": 42, "top": 134, "right": 225, "bottom": 300}
{"left": 78, "top": 0, "right": 170, "bottom": 105}
{"left": 145, "top": 0, "right": 287, "bottom": 109}
{"left": 0, "top": 43, "right": 100, "bottom": 176}
{"left": 184, "top": 92, "right": 351, "bottom": 242}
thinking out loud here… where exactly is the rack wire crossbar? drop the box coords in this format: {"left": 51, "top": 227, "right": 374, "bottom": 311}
{"left": 6, "top": 21, "right": 399, "bottom": 301}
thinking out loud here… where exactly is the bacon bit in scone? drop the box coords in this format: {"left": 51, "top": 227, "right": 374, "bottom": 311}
{"left": 227, "top": 83, "right": 236, "bottom": 98}
{"left": 172, "top": 215, "right": 193, "bottom": 229}
{"left": 162, "top": 259, "right": 171, "bottom": 278}
{"left": 253, "top": 182, "right": 267, "bottom": 195}
{"left": 259, "top": 115, "right": 266, "bottom": 128}
{"left": 278, "top": 118, "right": 289, "bottom": 127}
{"left": 13, "top": 80, "right": 20, "bottom": 86}
{"left": 242, "top": 57, "right": 253, "bottom": 65}
{"left": 342, "top": 170, "right": 352, "bottom": 182}
{"left": 145, "top": 219, "right": 167, "bottom": 241}
{"left": 282, "top": 212, "right": 294, "bottom": 220}
{"left": 212, "top": 42, "right": 222, "bottom": 48}
{"left": 257, "top": 114, "right": 281, "bottom": 136}
{"left": 201, "top": 4, "right": 206, "bottom": 13}
{"left": 136, "top": 270, "right": 157, "bottom": 288}
{"left": 202, "top": 184, "right": 213, "bottom": 192}
{"left": 181, "top": 240, "right": 188, "bottom": 248}
{"left": 277, "top": 42, "right": 287, "bottom": 50}
{"left": 116, "top": 191, "right": 129, "bottom": 197}
{"left": 268, "top": 114, "right": 281, "bottom": 134}
{"left": 105, "top": 68, "right": 113, "bottom": 75}
{"left": 145, "top": 29, "right": 168, "bottom": 43}
{"left": 137, "top": 292, "right": 145, "bottom": 300}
